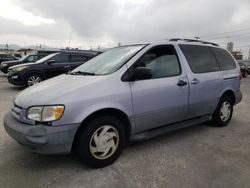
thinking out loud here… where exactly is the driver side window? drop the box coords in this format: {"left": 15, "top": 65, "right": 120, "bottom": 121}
{"left": 135, "top": 45, "right": 181, "bottom": 79}
{"left": 53, "top": 54, "right": 70, "bottom": 63}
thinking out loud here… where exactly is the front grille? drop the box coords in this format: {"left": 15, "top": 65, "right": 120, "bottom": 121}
{"left": 11, "top": 103, "right": 22, "bottom": 121}
{"left": 11, "top": 103, "right": 35, "bottom": 125}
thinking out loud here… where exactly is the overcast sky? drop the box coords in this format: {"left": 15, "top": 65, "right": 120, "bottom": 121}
{"left": 0, "top": 0, "right": 250, "bottom": 57}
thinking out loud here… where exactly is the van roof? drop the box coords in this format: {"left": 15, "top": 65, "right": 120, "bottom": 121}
{"left": 120, "top": 39, "right": 220, "bottom": 48}
{"left": 168, "top": 38, "right": 219, "bottom": 47}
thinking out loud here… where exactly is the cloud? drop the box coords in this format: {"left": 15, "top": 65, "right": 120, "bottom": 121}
{"left": 0, "top": 0, "right": 250, "bottom": 54}
{"left": 0, "top": 0, "right": 55, "bottom": 26}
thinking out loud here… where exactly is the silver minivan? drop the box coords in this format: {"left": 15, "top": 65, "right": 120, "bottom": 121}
{"left": 4, "top": 39, "right": 242, "bottom": 168}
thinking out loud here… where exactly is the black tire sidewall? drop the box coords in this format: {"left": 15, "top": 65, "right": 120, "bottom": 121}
{"left": 77, "top": 116, "right": 126, "bottom": 168}
{"left": 2, "top": 67, "right": 8, "bottom": 74}
{"left": 212, "top": 96, "right": 233, "bottom": 127}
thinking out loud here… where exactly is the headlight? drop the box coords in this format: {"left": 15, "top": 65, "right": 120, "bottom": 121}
{"left": 27, "top": 105, "right": 64, "bottom": 122}
{"left": 1, "top": 63, "right": 7, "bottom": 67}
{"left": 13, "top": 66, "right": 28, "bottom": 72}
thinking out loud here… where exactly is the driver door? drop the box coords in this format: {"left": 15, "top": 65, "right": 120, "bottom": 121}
{"left": 46, "top": 54, "right": 71, "bottom": 78}
{"left": 129, "top": 45, "right": 189, "bottom": 133}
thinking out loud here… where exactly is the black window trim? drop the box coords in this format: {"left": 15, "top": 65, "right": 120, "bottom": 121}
{"left": 122, "top": 44, "right": 182, "bottom": 82}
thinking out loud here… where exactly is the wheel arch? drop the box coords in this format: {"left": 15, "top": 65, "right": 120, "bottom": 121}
{"left": 24, "top": 70, "right": 46, "bottom": 81}
{"left": 221, "top": 90, "right": 236, "bottom": 105}
{"left": 72, "top": 108, "right": 132, "bottom": 151}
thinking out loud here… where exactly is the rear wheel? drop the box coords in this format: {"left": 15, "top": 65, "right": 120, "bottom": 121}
{"left": 25, "top": 73, "right": 43, "bottom": 87}
{"left": 212, "top": 95, "right": 233, "bottom": 127}
{"left": 77, "top": 116, "right": 125, "bottom": 168}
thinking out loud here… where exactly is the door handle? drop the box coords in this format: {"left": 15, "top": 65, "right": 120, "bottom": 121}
{"left": 190, "top": 78, "right": 200, "bottom": 84}
{"left": 177, "top": 80, "right": 187, "bottom": 87}
{"left": 64, "top": 65, "right": 71, "bottom": 68}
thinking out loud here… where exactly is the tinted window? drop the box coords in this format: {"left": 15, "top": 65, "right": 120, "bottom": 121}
{"left": 180, "top": 45, "right": 220, "bottom": 73}
{"left": 211, "top": 47, "right": 236, "bottom": 70}
{"left": 135, "top": 46, "right": 181, "bottom": 78}
{"left": 71, "top": 55, "right": 86, "bottom": 62}
{"left": 54, "top": 54, "right": 70, "bottom": 63}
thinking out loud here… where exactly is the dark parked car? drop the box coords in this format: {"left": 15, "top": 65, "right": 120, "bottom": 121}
{"left": 7, "top": 51, "right": 98, "bottom": 87}
{"left": 0, "top": 54, "right": 18, "bottom": 63}
{"left": 0, "top": 54, "right": 46, "bottom": 74}
{"left": 238, "top": 62, "right": 248, "bottom": 77}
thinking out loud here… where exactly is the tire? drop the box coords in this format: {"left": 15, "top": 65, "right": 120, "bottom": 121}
{"left": 244, "top": 71, "right": 248, "bottom": 77}
{"left": 77, "top": 116, "right": 126, "bottom": 168}
{"left": 212, "top": 95, "right": 233, "bottom": 127}
{"left": 25, "top": 73, "right": 43, "bottom": 87}
{"left": 1, "top": 67, "right": 8, "bottom": 74}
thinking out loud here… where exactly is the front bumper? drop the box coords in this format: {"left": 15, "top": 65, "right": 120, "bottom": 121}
{"left": 0, "top": 66, "right": 8, "bottom": 73}
{"left": 4, "top": 112, "right": 80, "bottom": 154}
{"left": 7, "top": 71, "right": 23, "bottom": 86}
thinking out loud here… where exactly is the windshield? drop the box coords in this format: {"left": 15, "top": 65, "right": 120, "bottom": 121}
{"left": 36, "top": 53, "right": 59, "bottom": 63}
{"left": 71, "top": 45, "right": 145, "bottom": 75}
{"left": 18, "top": 55, "right": 29, "bottom": 61}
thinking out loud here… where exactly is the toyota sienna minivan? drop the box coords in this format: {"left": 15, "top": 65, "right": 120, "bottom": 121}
{"left": 4, "top": 39, "right": 242, "bottom": 168}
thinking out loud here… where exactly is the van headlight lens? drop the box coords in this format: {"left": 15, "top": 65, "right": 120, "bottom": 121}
{"left": 27, "top": 105, "right": 64, "bottom": 122}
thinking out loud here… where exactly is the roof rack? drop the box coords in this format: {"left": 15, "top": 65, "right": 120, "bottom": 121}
{"left": 169, "top": 38, "right": 219, "bottom": 46}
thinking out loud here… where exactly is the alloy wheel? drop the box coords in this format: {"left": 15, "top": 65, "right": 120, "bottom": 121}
{"left": 27, "top": 75, "right": 42, "bottom": 86}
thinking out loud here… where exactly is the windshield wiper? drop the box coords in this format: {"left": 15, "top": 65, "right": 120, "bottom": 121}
{"left": 69, "top": 71, "right": 96, "bottom": 75}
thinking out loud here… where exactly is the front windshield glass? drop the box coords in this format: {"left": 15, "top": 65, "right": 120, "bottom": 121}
{"left": 71, "top": 45, "right": 145, "bottom": 75}
{"left": 36, "top": 53, "right": 59, "bottom": 63}
{"left": 18, "top": 55, "right": 29, "bottom": 61}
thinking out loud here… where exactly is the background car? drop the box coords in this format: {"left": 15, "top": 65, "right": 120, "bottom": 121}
{"left": 0, "top": 54, "right": 46, "bottom": 74}
{"left": 238, "top": 62, "right": 248, "bottom": 77}
{"left": 0, "top": 54, "right": 18, "bottom": 63}
{"left": 7, "top": 50, "right": 100, "bottom": 87}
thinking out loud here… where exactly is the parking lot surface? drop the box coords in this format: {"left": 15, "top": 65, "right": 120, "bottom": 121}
{"left": 0, "top": 72, "right": 250, "bottom": 188}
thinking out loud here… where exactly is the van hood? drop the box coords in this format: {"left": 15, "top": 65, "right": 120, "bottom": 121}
{"left": 15, "top": 74, "right": 106, "bottom": 108}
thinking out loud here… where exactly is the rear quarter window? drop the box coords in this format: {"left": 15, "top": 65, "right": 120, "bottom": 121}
{"left": 179, "top": 45, "right": 220, "bottom": 73}
{"left": 210, "top": 47, "right": 236, "bottom": 70}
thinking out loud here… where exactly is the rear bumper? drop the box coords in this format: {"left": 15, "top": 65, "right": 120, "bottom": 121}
{"left": 235, "top": 91, "right": 242, "bottom": 105}
{"left": 4, "top": 112, "right": 80, "bottom": 154}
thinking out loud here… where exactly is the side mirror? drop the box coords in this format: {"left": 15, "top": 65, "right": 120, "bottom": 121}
{"left": 133, "top": 67, "right": 152, "bottom": 81}
{"left": 47, "top": 59, "right": 55, "bottom": 65}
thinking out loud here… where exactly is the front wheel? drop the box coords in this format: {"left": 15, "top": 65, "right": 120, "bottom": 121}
{"left": 212, "top": 95, "right": 233, "bottom": 127}
{"left": 77, "top": 116, "right": 126, "bottom": 168}
{"left": 25, "top": 73, "right": 43, "bottom": 87}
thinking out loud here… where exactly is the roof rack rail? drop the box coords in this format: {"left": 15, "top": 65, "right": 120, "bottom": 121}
{"left": 169, "top": 38, "right": 219, "bottom": 46}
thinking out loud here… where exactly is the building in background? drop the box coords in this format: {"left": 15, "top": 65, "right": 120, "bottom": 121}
{"left": 231, "top": 51, "right": 243, "bottom": 60}
{"left": 227, "top": 42, "right": 234, "bottom": 52}
{"left": 226, "top": 42, "right": 244, "bottom": 60}
{"left": 17, "top": 48, "right": 60, "bottom": 57}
